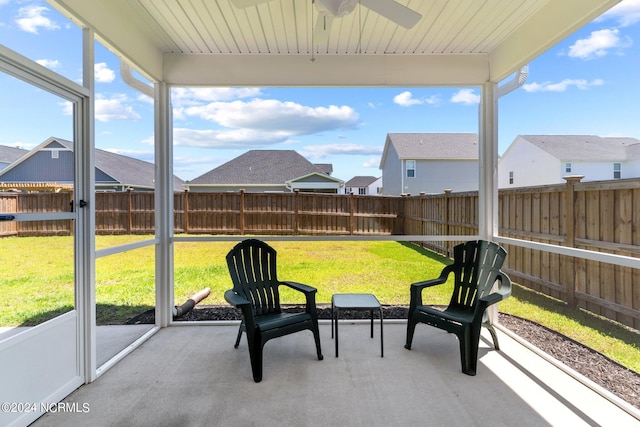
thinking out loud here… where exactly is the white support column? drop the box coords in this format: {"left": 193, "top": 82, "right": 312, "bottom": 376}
{"left": 154, "top": 82, "right": 174, "bottom": 327}
{"left": 478, "top": 82, "right": 499, "bottom": 241}
{"left": 80, "top": 27, "right": 96, "bottom": 382}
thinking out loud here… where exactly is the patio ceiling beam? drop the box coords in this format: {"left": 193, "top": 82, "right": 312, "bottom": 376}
{"left": 163, "top": 53, "right": 491, "bottom": 87}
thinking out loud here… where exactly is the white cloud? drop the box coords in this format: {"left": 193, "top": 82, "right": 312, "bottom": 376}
{"left": 171, "top": 87, "right": 262, "bottom": 107}
{"left": 393, "top": 91, "right": 422, "bottom": 106}
{"left": 568, "top": 28, "right": 630, "bottom": 60}
{"left": 392, "top": 91, "right": 439, "bottom": 107}
{"left": 35, "top": 59, "right": 61, "bottom": 69}
{"left": 599, "top": 0, "right": 640, "bottom": 27}
{"left": 95, "top": 63, "right": 116, "bottom": 83}
{"left": 173, "top": 127, "right": 288, "bottom": 148}
{"left": 60, "top": 100, "right": 73, "bottom": 116}
{"left": 362, "top": 157, "right": 382, "bottom": 168}
{"left": 523, "top": 79, "right": 604, "bottom": 93}
{"left": 16, "top": 6, "right": 59, "bottom": 34}
{"left": 450, "top": 89, "right": 480, "bottom": 105}
{"left": 95, "top": 94, "right": 141, "bottom": 122}
{"left": 184, "top": 98, "right": 359, "bottom": 136}
{"left": 301, "top": 144, "right": 383, "bottom": 159}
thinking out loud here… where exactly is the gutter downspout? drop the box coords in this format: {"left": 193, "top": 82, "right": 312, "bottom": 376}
{"left": 497, "top": 65, "right": 528, "bottom": 98}
{"left": 120, "top": 61, "right": 154, "bottom": 98}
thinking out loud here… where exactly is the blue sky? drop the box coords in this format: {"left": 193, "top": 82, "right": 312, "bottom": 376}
{"left": 1, "top": 0, "right": 639, "bottom": 182}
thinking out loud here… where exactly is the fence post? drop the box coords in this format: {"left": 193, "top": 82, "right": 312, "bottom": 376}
{"left": 127, "top": 188, "right": 133, "bottom": 233}
{"left": 444, "top": 189, "right": 452, "bottom": 257}
{"left": 349, "top": 192, "right": 355, "bottom": 235}
{"left": 183, "top": 189, "right": 189, "bottom": 234}
{"left": 563, "top": 175, "right": 584, "bottom": 307}
{"left": 293, "top": 189, "right": 299, "bottom": 235}
{"left": 239, "top": 189, "right": 245, "bottom": 234}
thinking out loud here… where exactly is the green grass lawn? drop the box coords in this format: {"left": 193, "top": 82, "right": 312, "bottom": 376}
{"left": 1, "top": 235, "right": 638, "bottom": 373}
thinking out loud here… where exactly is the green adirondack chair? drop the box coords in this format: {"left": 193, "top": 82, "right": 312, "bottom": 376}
{"left": 224, "top": 239, "right": 323, "bottom": 382}
{"left": 405, "top": 240, "right": 512, "bottom": 375}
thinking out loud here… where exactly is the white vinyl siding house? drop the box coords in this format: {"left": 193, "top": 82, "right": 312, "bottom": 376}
{"left": 344, "top": 176, "right": 382, "bottom": 195}
{"left": 499, "top": 135, "right": 640, "bottom": 188}
{"left": 379, "top": 133, "right": 479, "bottom": 195}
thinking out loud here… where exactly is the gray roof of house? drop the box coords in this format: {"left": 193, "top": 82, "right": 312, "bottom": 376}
{"left": 189, "top": 150, "right": 331, "bottom": 185}
{"left": 385, "top": 133, "right": 478, "bottom": 160}
{"left": 0, "top": 145, "right": 28, "bottom": 164}
{"left": 56, "top": 139, "right": 184, "bottom": 189}
{"left": 345, "top": 176, "right": 379, "bottom": 187}
{"left": 314, "top": 163, "right": 333, "bottom": 175}
{"left": 520, "top": 135, "right": 640, "bottom": 161}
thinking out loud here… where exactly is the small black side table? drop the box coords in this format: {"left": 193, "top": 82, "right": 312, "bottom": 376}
{"left": 331, "top": 293, "right": 383, "bottom": 357}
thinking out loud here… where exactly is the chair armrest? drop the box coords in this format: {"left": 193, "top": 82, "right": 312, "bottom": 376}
{"left": 281, "top": 281, "right": 318, "bottom": 315}
{"left": 224, "top": 289, "right": 250, "bottom": 307}
{"left": 475, "top": 272, "right": 512, "bottom": 318}
{"left": 409, "top": 264, "right": 455, "bottom": 307}
{"left": 281, "top": 281, "right": 317, "bottom": 295}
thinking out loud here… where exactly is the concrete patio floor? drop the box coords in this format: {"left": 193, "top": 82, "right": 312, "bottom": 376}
{"left": 33, "top": 321, "right": 640, "bottom": 427}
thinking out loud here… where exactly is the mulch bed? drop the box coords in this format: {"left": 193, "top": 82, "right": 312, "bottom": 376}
{"left": 127, "top": 304, "right": 640, "bottom": 410}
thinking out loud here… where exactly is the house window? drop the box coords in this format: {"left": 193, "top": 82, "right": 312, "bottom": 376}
{"left": 614, "top": 163, "right": 621, "bottom": 179}
{"left": 406, "top": 160, "right": 416, "bottom": 178}
{"left": 358, "top": 188, "right": 366, "bottom": 195}
{"left": 509, "top": 171, "right": 514, "bottom": 185}
{"left": 565, "top": 162, "right": 571, "bottom": 173}
{"left": 51, "top": 150, "right": 59, "bottom": 159}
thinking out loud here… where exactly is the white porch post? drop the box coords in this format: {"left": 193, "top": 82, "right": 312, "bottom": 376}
{"left": 478, "top": 81, "right": 499, "bottom": 241}
{"left": 154, "top": 82, "right": 174, "bottom": 327}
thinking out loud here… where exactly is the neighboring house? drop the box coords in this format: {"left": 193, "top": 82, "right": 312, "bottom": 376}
{"left": 0, "top": 137, "right": 184, "bottom": 192}
{"left": 498, "top": 135, "right": 640, "bottom": 188}
{"left": 0, "top": 145, "right": 28, "bottom": 171}
{"left": 185, "top": 150, "right": 343, "bottom": 193}
{"left": 379, "top": 133, "right": 479, "bottom": 195}
{"left": 344, "top": 176, "right": 381, "bottom": 195}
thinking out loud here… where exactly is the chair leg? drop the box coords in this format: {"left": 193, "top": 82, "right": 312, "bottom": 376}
{"left": 405, "top": 317, "right": 417, "bottom": 350}
{"left": 484, "top": 322, "right": 500, "bottom": 350}
{"left": 312, "top": 322, "right": 324, "bottom": 361}
{"left": 460, "top": 325, "right": 481, "bottom": 376}
{"left": 234, "top": 324, "right": 243, "bottom": 348}
{"left": 247, "top": 336, "right": 263, "bottom": 383}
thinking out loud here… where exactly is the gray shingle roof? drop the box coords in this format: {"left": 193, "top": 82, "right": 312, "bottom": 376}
{"left": 189, "top": 150, "right": 329, "bottom": 185}
{"left": 386, "top": 133, "right": 478, "bottom": 159}
{"left": 520, "top": 135, "right": 640, "bottom": 161}
{"left": 56, "top": 139, "right": 184, "bottom": 189}
{"left": 0, "top": 145, "right": 28, "bottom": 164}
{"left": 345, "top": 176, "right": 379, "bottom": 187}
{"left": 314, "top": 163, "right": 333, "bottom": 175}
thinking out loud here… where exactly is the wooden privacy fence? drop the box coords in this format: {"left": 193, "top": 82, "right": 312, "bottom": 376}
{"left": 0, "top": 190, "right": 404, "bottom": 236}
{"left": 496, "top": 177, "right": 640, "bottom": 329}
{"left": 175, "top": 190, "right": 403, "bottom": 235}
{"left": 0, "top": 179, "right": 638, "bottom": 328}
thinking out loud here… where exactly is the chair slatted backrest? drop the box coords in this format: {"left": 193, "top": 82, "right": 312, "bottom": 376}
{"left": 226, "top": 239, "right": 281, "bottom": 316}
{"left": 449, "top": 240, "right": 507, "bottom": 311}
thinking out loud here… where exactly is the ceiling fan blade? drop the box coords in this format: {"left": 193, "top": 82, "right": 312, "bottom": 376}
{"left": 360, "top": 0, "right": 422, "bottom": 29}
{"left": 313, "top": 14, "right": 334, "bottom": 45}
{"left": 230, "top": 0, "right": 273, "bottom": 8}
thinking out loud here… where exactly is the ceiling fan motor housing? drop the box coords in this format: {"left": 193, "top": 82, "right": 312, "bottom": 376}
{"left": 315, "top": 0, "right": 357, "bottom": 17}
